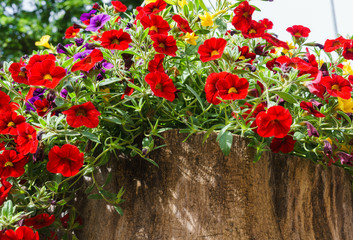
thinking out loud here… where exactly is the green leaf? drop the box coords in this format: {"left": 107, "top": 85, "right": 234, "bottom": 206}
{"left": 203, "top": 124, "right": 223, "bottom": 144}
{"left": 103, "top": 116, "right": 122, "bottom": 125}
{"left": 81, "top": 131, "right": 100, "bottom": 143}
{"left": 218, "top": 131, "right": 233, "bottom": 156}
{"left": 62, "top": 58, "right": 74, "bottom": 69}
{"left": 114, "top": 206, "right": 123, "bottom": 215}
{"left": 337, "top": 111, "right": 352, "bottom": 125}
{"left": 87, "top": 194, "right": 103, "bottom": 200}
{"left": 186, "top": 84, "right": 205, "bottom": 111}
{"left": 55, "top": 97, "right": 66, "bottom": 107}
{"left": 272, "top": 91, "right": 298, "bottom": 104}
{"left": 195, "top": 29, "right": 210, "bottom": 35}
{"left": 127, "top": 83, "right": 143, "bottom": 93}
{"left": 216, "top": 123, "right": 233, "bottom": 141}
{"left": 198, "top": 0, "right": 208, "bottom": 11}
{"left": 144, "top": 157, "right": 159, "bottom": 167}
{"left": 45, "top": 181, "right": 58, "bottom": 192}
{"left": 85, "top": 184, "right": 95, "bottom": 194}
{"left": 98, "top": 77, "right": 120, "bottom": 86}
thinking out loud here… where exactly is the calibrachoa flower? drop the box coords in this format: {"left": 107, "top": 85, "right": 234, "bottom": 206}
{"left": 286, "top": 25, "right": 311, "bottom": 38}
{"left": 140, "top": 15, "right": 171, "bottom": 35}
{"left": 323, "top": 36, "right": 349, "bottom": 52}
{"left": 3, "top": 226, "right": 39, "bottom": 240}
{"left": 0, "top": 150, "right": 28, "bottom": 179}
{"left": 216, "top": 74, "right": 249, "bottom": 100}
{"left": 62, "top": 101, "right": 101, "bottom": 128}
{"left": 199, "top": 12, "right": 213, "bottom": 27}
{"left": 172, "top": 15, "right": 192, "bottom": 33}
{"left": 26, "top": 54, "right": 56, "bottom": 70}
{"left": 33, "top": 98, "right": 50, "bottom": 117}
{"left": 259, "top": 18, "right": 273, "bottom": 30}
{"left": 0, "top": 111, "right": 26, "bottom": 135}
{"left": 262, "top": 33, "right": 289, "bottom": 49}
{"left": 231, "top": 1, "right": 255, "bottom": 31}
{"left": 0, "top": 179, "right": 12, "bottom": 205}
{"left": 300, "top": 101, "right": 325, "bottom": 117}
{"left": 0, "top": 91, "right": 12, "bottom": 113}
{"left": 28, "top": 59, "right": 66, "bottom": 89}
{"left": 198, "top": 37, "right": 227, "bottom": 62}
{"left": 100, "top": 29, "right": 132, "bottom": 50}
{"left": 143, "top": 0, "right": 167, "bottom": 15}
{"left": 204, "top": 72, "right": 230, "bottom": 105}
{"left": 321, "top": 74, "right": 352, "bottom": 99}
{"left": 236, "top": 46, "right": 256, "bottom": 63}
{"left": 65, "top": 26, "right": 80, "bottom": 39}
{"left": 85, "top": 14, "right": 110, "bottom": 32}
{"left": 337, "top": 97, "right": 353, "bottom": 113}
{"left": 15, "top": 123, "right": 38, "bottom": 155}
{"left": 182, "top": 32, "right": 198, "bottom": 45}
{"left": 111, "top": 1, "right": 127, "bottom": 12}
{"left": 151, "top": 34, "right": 178, "bottom": 57}
{"left": 145, "top": 71, "right": 177, "bottom": 102}
{"left": 9, "top": 60, "right": 29, "bottom": 84}
{"left": 343, "top": 41, "right": 353, "bottom": 60}
{"left": 256, "top": 106, "right": 292, "bottom": 138}
{"left": 242, "top": 20, "right": 266, "bottom": 39}
{"left": 24, "top": 213, "right": 55, "bottom": 229}
{"left": 47, "top": 144, "right": 84, "bottom": 177}
{"left": 148, "top": 54, "right": 165, "bottom": 72}
{"left": 270, "top": 135, "right": 296, "bottom": 153}
{"left": 71, "top": 49, "right": 103, "bottom": 72}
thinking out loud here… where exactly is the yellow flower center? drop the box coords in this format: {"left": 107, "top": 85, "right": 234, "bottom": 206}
{"left": 228, "top": 87, "right": 238, "bottom": 94}
{"left": 27, "top": 135, "right": 32, "bottom": 140}
{"left": 294, "top": 32, "right": 302, "bottom": 37}
{"left": 150, "top": 26, "right": 158, "bottom": 32}
{"left": 4, "top": 162, "right": 13, "bottom": 167}
{"left": 76, "top": 109, "right": 86, "bottom": 116}
{"left": 7, "top": 122, "right": 15, "bottom": 127}
{"left": 238, "top": 56, "right": 245, "bottom": 60}
{"left": 42, "top": 107, "right": 48, "bottom": 112}
{"left": 155, "top": 83, "right": 163, "bottom": 90}
{"left": 332, "top": 84, "right": 340, "bottom": 91}
{"left": 112, "top": 38, "right": 120, "bottom": 44}
{"left": 211, "top": 50, "right": 219, "bottom": 56}
{"left": 243, "top": 12, "right": 249, "bottom": 18}
{"left": 43, "top": 74, "right": 53, "bottom": 81}
{"left": 249, "top": 29, "right": 256, "bottom": 34}
{"left": 153, "top": 8, "right": 159, "bottom": 13}
{"left": 18, "top": 72, "right": 26, "bottom": 77}
{"left": 159, "top": 43, "right": 166, "bottom": 49}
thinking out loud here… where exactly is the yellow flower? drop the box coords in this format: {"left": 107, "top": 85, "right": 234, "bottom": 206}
{"left": 35, "top": 35, "right": 52, "bottom": 49}
{"left": 145, "top": 0, "right": 157, "bottom": 4}
{"left": 182, "top": 32, "right": 198, "bottom": 45}
{"left": 212, "top": 9, "right": 227, "bottom": 18}
{"left": 337, "top": 97, "right": 353, "bottom": 113}
{"left": 101, "top": 88, "right": 111, "bottom": 103}
{"left": 178, "top": 0, "right": 187, "bottom": 8}
{"left": 342, "top": 61, "right": 353, "bottom": 75}
{"left": 199, "top": 12, "right": 213, "bottom": 27}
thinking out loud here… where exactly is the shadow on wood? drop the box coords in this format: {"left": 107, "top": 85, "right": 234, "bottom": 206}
{"left": 75, "top": 130, "right": 353, "bottom": 240}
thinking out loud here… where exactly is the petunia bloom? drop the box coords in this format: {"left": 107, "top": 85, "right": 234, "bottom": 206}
{"left": 9, "top": 60, "right": 29, "bottom": 84}
{"left": 15, "top": 123, "right": 38, "bottom": 155}
{"left": 0, "top": 91, "right": 11, "bottom": 113}
{"left": 286, "top": 25, "right": 311, "bottom": 38}
{"left": 143, "top": 0, "right": 167, "bottom": 15}
{"left": 3, "top": 226, "right": 39, "bottom": 240}
{"left": 71, "top": 49, "right": 103, "bottom": 72}
{"left": 172, "top": 15, "right": 192, "bottom": 33}
{"left": 86, "top": 14, "right": 110, "bottom": 32}
{"left": 100, "top": 29, "right": 132, "bottom": 50}
{"left": 231, "top": 1, "right": 255, "bottom": 32}
{"left": 140, "top": 15, "right": 170, "bottom": 35}
{"left": 261, "top": 33, "right": 289, "bottom": 50}
{"left": 28, "top": 60, "right": 66, "bottom": 89}
{"left": 0, "top": 111, "right": 26, "bottom": 135}
{"left": 24, "top": 213, "right": 55, "bottom": 229}
{"left": 343, "top": 41, "right": 353, "bottom": 60}
{"left": 216, "top": 74, "right": 249, "bottom": 100}
{"left": 47, "top": 144, "right": 84, "bottom": 177}
{"left": 112, "top": 1, "right": 127, "bottom": 12}
{"left": 148, "top": 54, "right": 165, "bottom": 72}
{"left": 204, "top": 72, "right": 230, "bottom": 105}
{"left": 0, "top": 150, "right": 28, "bottom": 179}
{"left": 151, "top": 34, "right": 178, "bottom": 57}
{"left": 241, "top": 20, "right": 266, "bottom": 39}
{"left": 259, "top": 18, "right": 273, "bottom": 30}
{"left": 198, "top": 37, "right": 227, "bottom": 62}
{"left": 26, "top": 54, "right": 56, "bottom": 71}
{"left": 62, "top": 101, "right": 101, "bottom": 128}
{"left": 321, "top": 74, "right": 352, "bottom": 99}
{"left": 270, "top": 135, "right": 296, "bottom": 153}
{"left": 236, "top": 46, "right": 256, "bottom": 64}
{"left": 300, "top": 101, "right": 325, "bottom": 117}
{"left": 65, "top": 26, "right": 80, "bottom": 39}
{"left": 145, "top": 72, "right": 177, "bottom": 102}
{"left": 0, "top": 179, "right": 12, "bottom": 206}
{"left": 33, "top": 98, "right": 50, "bottom": 117}
{"left": 323, "top": 36, "right": 349, "bottom": 52}
{"left": 256, "top": 105, "right": 292, "bottom": 138}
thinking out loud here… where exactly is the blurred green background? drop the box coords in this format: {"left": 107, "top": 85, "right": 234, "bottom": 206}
{"left": 0, "top": 0, "right": 143, "bottom": 63}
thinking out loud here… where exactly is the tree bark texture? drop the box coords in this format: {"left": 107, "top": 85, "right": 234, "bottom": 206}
{"left": 76, "top": 130, "right": 353, "bottom": 240}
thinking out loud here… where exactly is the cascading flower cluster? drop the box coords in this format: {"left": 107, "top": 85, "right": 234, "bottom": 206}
{"left": 1, "top": 0, "right": 353, "bottom": 238}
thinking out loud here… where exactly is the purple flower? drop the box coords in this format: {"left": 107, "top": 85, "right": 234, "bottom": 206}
{"left": 57, "top": 43, "right": 68, "bottom": 54}
{"left": 33, "top": 88, "right": 45, "bottom": 97}
{"left": 73, "top": 49, "right": 93, "bottom": 61}
{"left": 75, "top": 38, "right": 84, "bottom": 47}
{"left": 305, "top": 122, "right": 319, "bottom": 137}
{"left": 80, "top": 10, "right": 96, "bottom": 22}
{"left": 26, "top": 96, "right": 41, "bottom": 111}
{"left": 86, "top": 14, "right": 110, "bottom": 32}
{"left": 337, "top": 152, "right": 353, "bottom": 166}
{"left": 60, "top": 89, "right": 68, "bottom": 98}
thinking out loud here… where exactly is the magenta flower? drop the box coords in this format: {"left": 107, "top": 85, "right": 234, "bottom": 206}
{"left": 86, "top": 14, "right": 110, "bottom": 32}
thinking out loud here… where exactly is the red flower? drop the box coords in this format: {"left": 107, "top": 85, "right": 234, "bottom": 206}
{"left": 65, "top": 26, "right": 80, "bottom": 39}
{"left": 231, "top": 1, "right": 255, "bottom": 31}
{"left": 47, "top": 144, "right": 84, "bottom": 177}
{"left": 62, "top": 101, "right": 101, "bottom": 128}
{"left": 145, "top": 72, "right": 177, "bottom": 102}
{"left": 172, "top": 15, "right": 192, "bottom": 33}
{"left": 236, "top": 46, "right": 256, "bottom": 64}
{"left": 216, "top": 74, "right": 249, "bottom": 100}
{"left": 323, "top": 36, "right": 349, "bottom": 52}
{"left": 9, "top": 61, "right": 29, "bottom": 84}
{"left": 112, "top": 1, "right": 127, "bottom": 12}
{"left": 121, "top": 79, "right": 134, "bottom": 99}
{"left": 286, "top": 25, "right": 310, "bottom": 38}
{"left": 100, "top": 29, "right": 132, "bottom": 50}
{"left": 241, "top": 102, "right": 267, "bottom": 133}
{"left": 0, "top": 91, "right": 11, "bottom": 113}
{"left": 321, "top": 74, "right": 352, "bottom": 99}
{"left": 259, "top": 18, "right": 273, "bottom": 30}
{"left": 242, "top": 20, "right": 266, "bottom": 39}
{"left": 135, "top": 6, "right": 147, "bottom": 23}
{"left": 26, "top": 54, "right": 56, "bottom": 71}
{"left": 343, "top": 41, "right": 353, "bottom": 60}
{"left": 262, "top": 33, "right": 289, "bottom": 50}
{"left": 270, "top": 135, "right": 296, "bottom": 153}
{"left": 148, "top": 54, "right": 165, "bottom": 72}
{"left": 15, "top": 123, "right": 38, "bottom": 155}
{"left": 71, "top": 49, "right": 103, "bottom": 72}
{"left": 151, "top": 34, "right": 178, "bottom": 57}
{"left": 24, "top": 213, "right": 55, "bottom": 229}
{"left": 0, "top": 111, "right": 26, "bottom": 135}
{"left": 205, "top": 72, "right": 230, "bottom": 105}
{"left": 276, "top": 55, "right": 312, "bottom": 71}
{"left": 28, "top": 60, "right": 66, "bottom": 89}
{"left": 0, "top": 179, "right": 12, "bottom": 205}
{"left": 33, "top": 98, "right": 50, "bottom": 117}
{"left": 266, "top": 58, "right": 280, "bottom": 73}
{"left": 300, "top": 101, "right": 325, "bottom": 118}
{"left": 256, "top": 106, "right": 292, "bottom": 138}
{"left": 61, "top": 213, "right": 83, "bottom": 228}
{"left": 143, "top": 0, "right": 167, "bottom": 15}
{"left": 0, "top": 150, "right": 27, "bottom": 179}
{"left": 198, "top": 37, "right": 227, "bottom": 62}
{"left": 141, "top": 15, "right": 170, "bottom": 35}
{"left": 4, "top": 226, "right": 39, "bottom": 240}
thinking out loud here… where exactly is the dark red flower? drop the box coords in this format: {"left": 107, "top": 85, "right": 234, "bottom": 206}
{"left": 261, "top": 33, "right": 289, "bottom": 49}
{"left": 28, "top": 60, "right": 66, "bottom": 89}
{"left": 0, "top": 179, "right": 12, "bottom": 206}
{"left": 47, "top": 144, "right": 84, "bottom": 177}
{"left": 9, "top": 60, "right": 29, "bottom": 84}
{"left": 205, "top": 72, "right": 230, "bottom": 105}
{"left": 241, "top": 102, "right": 267, "bottom": 133}
{"left": 236, "top": 46, "right": 256, "bottom": 64}
{"left": 145, "top": 72, "right": 177, "bottom": 102}
{"left": 100, "top": 29, "right": 132, "bottom": 50}
{"left": 198, "top": 37, "right": 227, "bottom": 62}
{"left": 266, "top": 58, "right": 280, "bottom": 73}
{"left": 231, "top": 1, "right": 255, "bottom": 32}
{"left": 0, "top": 150, "right": 27, "bottom": 179}
{"left": 5, "top": 226, "right": 39, "bottom": 240}
{"left": 151, "top": 34, "right": 178, "bottom": 57}
{"left": 242, "top": 20, "right": 266, "bottom": 39}
{"left": 71, "top": 49, "right": 103, "bottom": 72}
{"left": 321, "top": 74, "right": 352, "bottom": 99}
{"left": 15, "top": 123, "right": 38, "bottom": 155}
{"left": 143, "top": 0, "right": 167, "bottom": 15}
{"left": 112, "top": 1, "right": 127, "bottom": 12}
{"left": 26, "top": 54, "right": 56, "bottom": 71}
{"left": 300, "top": 101, "right": 325, "bottom": 118}
{"left": 24, "top": 213, "right": 55, "bottom": 229}
{"left": 259, "top": 18, "right": 273, "bottom": 30}
{"left": 343, "top": 40, "right": 353, "bottom": 60}
{"left": 148, "top": 54, "right": 165, "bottom": 72}
{"left": 324, "top": 36, "right": 349, "bottom": 52}
{"left": 270, "top": 135, "right": 296, "bottom": 153}
{"left": 0, "top": 111, "right": 26, "bottom": 135}
{"left": 172, "top": 15, "right": 193, "bottom": 33}
{"left": 0, "top": 91, "right": 12, "bottom": 113}
{"left": 33, "top": 98, "right": 50, "bottom": 117}
{"left": 121, "top": 79, "right": 134, "bottom": 99}
{"left": 65, "top": 26, "right": 80, "bottom": 39}
{"left": 216, "top": 74, "right": 249, "bottom": 100}
{"left": 256, "top": 106, "right": 292, "bottom": 138}
{"left": 141, "top": 15, "right": 170, "bottom": 35}
{"left": 63, "top": 101, "right": 100, "bottom": 128}
{"left": 276, "top": 55, "right": 312, "bottom": 71}
{"left": 286, "top": 25, "right": 310, "bottom": 38}
{"left": 61, "top": 213, "right": 83, "bottom": 228}
{"left": 135, "top": 6, "right": 147, "bottom": 23}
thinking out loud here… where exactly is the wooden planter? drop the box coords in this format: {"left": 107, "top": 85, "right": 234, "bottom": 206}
{"left": 75, "top": 130, "right": 353, "bottom": 240}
